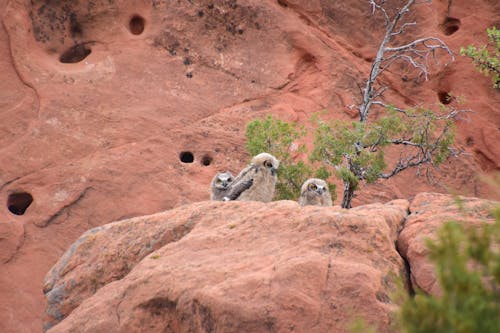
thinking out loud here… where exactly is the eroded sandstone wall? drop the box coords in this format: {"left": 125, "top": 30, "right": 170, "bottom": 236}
{"left": 0, "top": 0, "right": 499, "bottom": 332}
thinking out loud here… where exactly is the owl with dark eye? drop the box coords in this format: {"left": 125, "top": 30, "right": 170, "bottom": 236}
{"left": 222, "top": 153, "right": 279, "bottom": 202}
{"left": 299, "top": 178, "right": 332, "bottom": 207}
{"left": 210, "top": 171, "right": 234, "bottom": 201}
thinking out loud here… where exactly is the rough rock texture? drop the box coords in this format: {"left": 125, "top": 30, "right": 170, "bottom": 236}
{"left": 397, "top": 192, "right": 497, "bottom": 296}
{"left": 0, "top": 218, "right": 24, "bottom": 263}
{"left": 43, "top": 207, "right": 200, "bottom": 328}
{"left": 45, "top": 200, "right": 409, "bottom": 333}
{"left": 1, "top": 0, "right": 499, "bottom": 332}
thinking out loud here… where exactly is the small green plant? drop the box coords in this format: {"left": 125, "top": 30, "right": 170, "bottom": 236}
{"left": 395, "top": 206, "right": 500, "bottom": 333}
{"left": 245, "top": 115, "right": 335, "bottom": 201}
{"left": 461, "top": 27, "right": 500, "bottom": 88}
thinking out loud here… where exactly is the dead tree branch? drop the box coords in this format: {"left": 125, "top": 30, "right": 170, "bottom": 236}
{"left": 359, "top": 0, "right": 454, "bottom": 122}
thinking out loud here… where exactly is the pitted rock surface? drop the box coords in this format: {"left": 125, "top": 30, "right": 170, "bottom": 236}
{"left": 1, "top": 0, "right": 499, "bottom": 332}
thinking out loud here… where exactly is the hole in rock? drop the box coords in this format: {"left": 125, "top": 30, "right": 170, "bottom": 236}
{"left": 438, "top": 91, "right": 453, "bottom": 104}
{"left": 129, "top": 15, "right": 145, "bottom": 35}
{"left": 180, "top": 151, "right": 194, "bottom": 163}
{"left": 7, "top": 192, "right": 33, "bottom": 215}
{"left": 59, "top": 43, "right": 92, "bottom": 63}
{"left": 201, "top": 155, "right": 213, "bottom": 166}
{"left": 440, "top": 17, "right": 461, "bottom": 36}
{"left": 277, "top": 0, "right": 288, "bottom": 7}
{"left": 466, "top": 137, "right": 474, "bottom": 146}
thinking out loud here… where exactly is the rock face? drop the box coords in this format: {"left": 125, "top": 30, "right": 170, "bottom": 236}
{"left": 44, "top": 200, "right": 409, "bottom": 333}
{"left": 397, "top": 192, "right": 497, "bottom": 296}
{"left": 1, "top": 0, "right": 499, "bottom": 332}
{"left": 43, "top": 194, "right": 498, "bottom": 333}
{"left": 43, "top": 206, "right": 201, "bottom": 329}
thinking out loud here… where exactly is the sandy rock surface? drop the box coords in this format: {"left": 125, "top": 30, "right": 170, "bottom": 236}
{"left": 45, "top": 199, "right": 409, "bottom": 333}
{"left": 397, "top": 192, "right": 497, "bottom": 296}
{"left": 0, "top": 0, "right": 499, "bottom": 332}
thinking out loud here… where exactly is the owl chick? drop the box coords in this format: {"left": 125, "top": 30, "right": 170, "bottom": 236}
{"left": 223, "top": 152, "right": 279, "bottom": 202}
{"left": 210, "top": 171, "right": 235, "bottom": 201}
{"left": 299, "top": 178, "right": 332, "bottom": 207}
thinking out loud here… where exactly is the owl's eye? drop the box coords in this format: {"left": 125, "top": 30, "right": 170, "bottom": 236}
{"left": 216, "top": 179, "right": 222, "bottom": 184}
{"left": 227, "top": 178, "right": 232, "bottom": 182}
{"left": 308, "top": 183, "right": 317, "bottom": 191}
{"left": 264, "top": 160, "right": 273, "bottom": 168}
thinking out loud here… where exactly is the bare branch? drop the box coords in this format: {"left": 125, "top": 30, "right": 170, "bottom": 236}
{"left": 385, "top": 37, "right": 454, "bottom": 57}
{"left": 391, "top": 22, "right": 417, "bottom": 36}
{"left": 389, "top": 139, "right": 420, "bottom": 147}
{"left": 359, "top": 0, "right": 419, "bottom": 122}
{"left": 380, "top": 154, "right": 431, "bottom": 179}
{"left": 436, "top": 108, "right": 472, "bottom": 120}
{"left": 393, "top": 54, "right": 429, "bottom": 79}
{"left": 371, "top": 101, "right": 420, "bottom": 117}
{"left": 358, "top": 0, "right": 455, "bottom": 123}
{"left": 379, "top": 37, "right": 454, "bottom": 81}
{"left": 372, "top": 86, "right": 389, "bottom": 100}
{"left": 448, "top": 146, "right": 469, "bottom": 157}
{"left": 369, "top": 0, "right": 390, "bottom": 26}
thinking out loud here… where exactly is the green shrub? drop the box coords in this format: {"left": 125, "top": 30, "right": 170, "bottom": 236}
{"left": 395, "top": 205, "right": 500, "bottom": 333}
{"left": 461, "top": 27, "right": 500, "bottom": 88}
{"left": 311, "top": 108, "right": 455, "bottom": 208}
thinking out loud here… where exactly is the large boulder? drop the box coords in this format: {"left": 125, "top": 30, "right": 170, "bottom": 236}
{"left": 43, "top": 204, "right": 202, "bottom": 329}
{"left": 45, "top": 199, "right": 409, "bottom": 332}
{"left": 397, "top": 192, "right": 497, "bottom": 296}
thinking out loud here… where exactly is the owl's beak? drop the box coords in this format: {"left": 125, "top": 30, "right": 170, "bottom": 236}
{"left": 222, "top": 181, "right": 228, "bottom": 187}
{"left": 271, "top": 167, "right": 278, "bottom": 176}
{"left": 316, "top": 187, "right": 325, "bottom": 194}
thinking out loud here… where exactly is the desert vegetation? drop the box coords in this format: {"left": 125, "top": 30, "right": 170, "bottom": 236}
{"left": 461, "top": 26, "right": 500, "bottom": 88}
{"left": 394, "top": 203, "right": 500, "bottom": 332}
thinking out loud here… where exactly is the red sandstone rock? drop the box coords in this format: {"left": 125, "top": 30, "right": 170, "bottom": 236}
{"left": 45, "top": 199, "right": 408, "bottom": 333}
{"left": 0, "top": 0, "right": 499, "bottom": 332}
{"left": 397, "top": 192, "right": 497, "bottom": 296}
{"left": 0, "top": 219, "right": 24, "bottom": 263}
{"left": 43, "top": 205, "right": 200, "bottom": 329}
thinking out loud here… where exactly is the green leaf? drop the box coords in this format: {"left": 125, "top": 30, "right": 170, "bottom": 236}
{"left": 461, "top": 26, "right": 500, "bottom": 88}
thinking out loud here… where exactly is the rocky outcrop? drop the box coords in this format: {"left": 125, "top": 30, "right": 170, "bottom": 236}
{"left": 1, "top": 0, "right": 499, "bottom": 331}
{"left": 44, "top": 200, "right": 409, "bottom": 333}
{"left": 44, "top": 193, "right": 499, "bottom": 332}
{"left": 397, "top": 192, "right": 497, "bottom": 296}
{"left": 43, "top": 204, "right": 203, "bottom": 329}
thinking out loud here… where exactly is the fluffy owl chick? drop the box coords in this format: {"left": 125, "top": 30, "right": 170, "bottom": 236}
{"left": 210, "top": 171, "right": 234, "bottom": 201}
{"left": 223, "top": 152, "right": 279, "bottom": 202}
{"left": 299, "top": 178, "right": 332, "bottom": 207}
